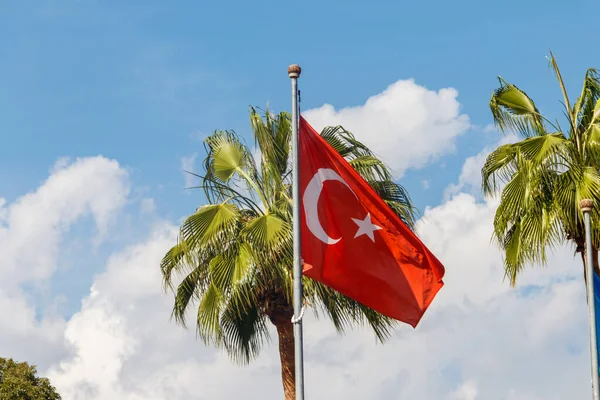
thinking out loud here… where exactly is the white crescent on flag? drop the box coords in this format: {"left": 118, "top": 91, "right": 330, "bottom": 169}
{"left": 302, "top": 168, "right": 356, "bottom": 244}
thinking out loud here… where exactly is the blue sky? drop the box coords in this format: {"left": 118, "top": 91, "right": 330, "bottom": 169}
{"left": 0, "top": 1, "right": 599, "bottom": 399}
{"left": 2, "top": 0, "right": 597, "bottom": 213}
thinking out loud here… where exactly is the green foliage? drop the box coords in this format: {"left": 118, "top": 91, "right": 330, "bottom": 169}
{"left": 483, "top": 52, "right": 600, "bottom": 285}
{"left": 162, "top": 106, "right": 417, "bottom": 364}
{"left": 0, "top": 358, "right": 61, "bottom": 400}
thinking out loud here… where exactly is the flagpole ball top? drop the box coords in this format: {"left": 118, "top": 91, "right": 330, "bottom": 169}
{"left": 580, "top": 199, "right": 594, "bottom": 212}
{"left": 288, "top": 64, "right": 301, "bottom": 78}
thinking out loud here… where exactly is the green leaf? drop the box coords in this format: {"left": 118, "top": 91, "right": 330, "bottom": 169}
{"left": 0, "top": 358, "right": 62, "bottom": 400}
{"left": 210, "top": 136, "right": 246, "bottom": 182}
{"left": 232, "top": 242, "right": 255, "bottom": 286}
{"left": 593, "top": 99, "right": 600, "bottom": 124}
{"left": 209, "top": 253, "right": 236, "bottom": 294}
{"left": 197, "top": 283, "right": 223, "bottom": 344}
{"left": 490, "top": 78, "right": 545, "bottom": 137}
{"left": 348, "top": 156, "right": 391, "bottom": 183}
{"left": 548, "top": 52, "right": 575, "bottom": 136}
{"left": 209, "top": 242, "right": 256, "bottom": 295}
{"left": 241, "top": 214, "right": 291, "bottom": 254}
{"left": 482, "top": 143, "right": 519, "bottom": 195}
{"left": 160, "top": 240, "right": 190, "bottom": 291}
{"left": 172, "top": 267, "right": 203, "bottom": 326}
{"left": 495, "top": 84, "right": 538, "bottom": 114}
{"left": 502, "top": 220, "right": 525, "bottom": 285}
{"left": 499, "top": 168, "right": 529, "bottom": 219}
{"left": 573, "top": 69, "right": 600, "bottom": 128}
{"left": 250, "top": 107, "right": 291, "bottom": 177}
{"left": 580, "top": 167, "right": 600, "bottom": 201}
{"left": 584, "top": 124, "right": 600, "bottom": 161}
{"left": 181, "top": 203, "right": 239, "bottom": 249}
{"left": 516, "top": 133, "right": 567, "bottom": 164}
{"left": 221, "top": 302, "right": 269, "bottom": 365}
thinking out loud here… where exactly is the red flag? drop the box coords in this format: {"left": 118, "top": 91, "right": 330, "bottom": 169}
{"left": 299, "top": 116, "right": 445, "bottom": 327}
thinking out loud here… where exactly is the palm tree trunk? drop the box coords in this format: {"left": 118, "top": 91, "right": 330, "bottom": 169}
{"left": 275, "top": 320, "right": 296, "bottom": 400}
{"left": 259, "top": 287, "right": 296, "bottom": 399}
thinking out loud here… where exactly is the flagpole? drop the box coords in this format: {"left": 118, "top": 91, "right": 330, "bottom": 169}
{"left": 288, "top": 64, "right": 305, "bottom": 400}
{"left": 581, "top": 199, "right": 600, "bottom": 400}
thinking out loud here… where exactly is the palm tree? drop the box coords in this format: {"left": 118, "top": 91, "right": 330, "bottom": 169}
{"left": 482, "top": 52, "right": 600, "bottom": 286}
{"left": 160, "top": 107, "right": 417, "bottom": 399}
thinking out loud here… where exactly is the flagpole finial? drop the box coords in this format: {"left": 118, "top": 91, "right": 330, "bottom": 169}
{"left": 288, "top": 64, "right": 301, "bottom": 78}
{"left": 581, "top": 199, "right": 594, "bottom": 212}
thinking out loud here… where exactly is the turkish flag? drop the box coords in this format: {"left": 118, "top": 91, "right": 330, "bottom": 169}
{"left": 299, "top": 116, "right": 445, "bottom": 327}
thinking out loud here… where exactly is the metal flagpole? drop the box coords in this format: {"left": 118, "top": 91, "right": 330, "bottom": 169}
{"left": 288, "top": 64, "right": 305, "bottom": 400}
{"left": 581, "top": 199, "right": 600, "bottom": 400}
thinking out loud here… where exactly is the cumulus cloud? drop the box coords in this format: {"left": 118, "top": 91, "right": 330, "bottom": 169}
{"left": 444, "top": 133, "right": 518, "bottom": 199}
{"left": 449, "top": 380, "right": 478, "bottom": 400}
{"left": 303, "top": 79, "right": 471, "bottom": 176}
{"left": 47, "top": 223, "right": 284, "bottom": 400}
{"left": 41, "top": 175, "right": 592, "bottom": 399}
{"left": 0, "top": 84, "right": 594, "bottom": 399}
{"left": 0, "top": 156, "right": 129, "bottom": 286}
{"left": 0, "top": 156, "right": 129, "bottom": 369}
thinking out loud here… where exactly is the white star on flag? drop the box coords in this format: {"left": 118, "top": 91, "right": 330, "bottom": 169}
{"left": 352, "top": 213, "right": 382, "bottom": 242}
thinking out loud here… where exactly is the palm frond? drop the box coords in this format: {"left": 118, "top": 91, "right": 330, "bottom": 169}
{"left": 171, "top": 267, "right": 204, "bottom": 327}
{"left": 490, "top": 77, "right": 546, "bottom": 138}
{"left": 321, "top": 125, "right": 374, "bottom": 159}
{"left": 482, "top": 143, "right": 519, "bottom": 195}
{"left": 160, "top": 240, "right": 190, "bottom": 291}
{"left": 515, "top": 132, "right": 567, "bottom": 164}
{"left": 249, "top": 107, "right": 291, "bottom": 178}
{"left": 593, "top": 99, "right": 600, "bottom": 125}
{"left": 241, "top": 214, "right": 291, "bottom": 255}
{"left": 348, "top": 156, "right": 393, "bottom": 183}
{"left": 203, "top": 130, "right": 267, "bottom": 208}
{"left": 502, "top": 220, "right": 527, "bottom": 285}
{"left": 221, "top": 302, "right": 270, "bottom": 365}
{"left": 196, "top": 283, "right": 224, "bottom": 344}
{"left": 548, "top": 51, "right": 576, "bottom": 137}
{"left": 573, "top": 69, "right": 600, "bottom": 130}
{"left": 185, "top": 170, "right": 263, "bottom": 214}
{"left": 180, "top": 203, "right": 239, "bottom": 250}
{"left": 209, "top": 242, "right": 257, "bottom": 298}
{"left": 205, "top": 131, "right": 249, "bottom": 182}
{"left": 584, "top": 124, "right": 600, "bottom": 162}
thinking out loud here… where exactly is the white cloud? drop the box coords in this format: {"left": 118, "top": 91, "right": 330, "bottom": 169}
{"left": 40, "top": 171, "right": 592, "bottom": 400}
{"left": 47, "top": 223, "right": 284, "bottom": 400}
{"left": 449, "top": 380, "right": 478, "bottom": 400}
{"left": 0, "top": 156, "right": 129, "bottom": 369}
{"left": 0, "top": 90, "right": 594, "bottom": 399}
{"left": 444, "top": 133, "right": 518, "bottom": 199}
{"left": 0, "top": 156, "right": 129, "bottom": 286}
{"left": 303, "top": 79, "right": 471, "bottom": 176}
